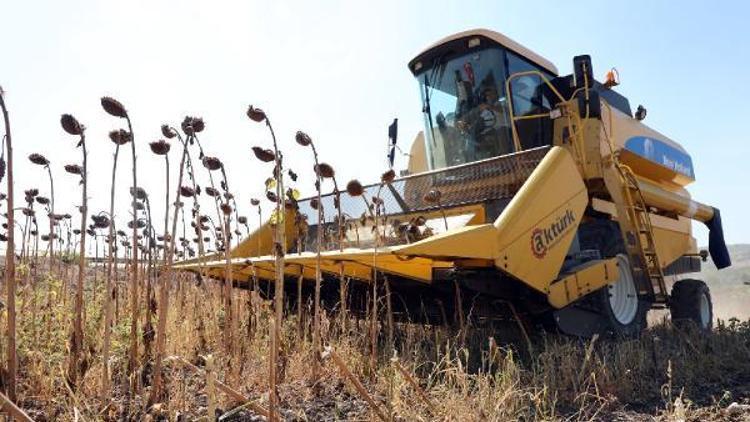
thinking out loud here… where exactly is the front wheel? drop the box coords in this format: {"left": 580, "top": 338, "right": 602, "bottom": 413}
{"left": 553, "top": 254, "right": 648, "bottom": 338}
{"left": 597, "top": 254, "right": 648, "bottom": 337}
{"left": 670, "top": 279, "right": 712, "bottom": 331}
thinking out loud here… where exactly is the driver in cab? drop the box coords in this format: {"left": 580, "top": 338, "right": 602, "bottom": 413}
{"left": 458, "top": 85, "right": 513, "bottom": 159}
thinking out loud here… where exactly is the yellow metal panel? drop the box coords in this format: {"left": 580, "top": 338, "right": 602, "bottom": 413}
{"left": 230, "top": 209, "right": 298, "bottom": 259}
{"left": 590, "top": 198, "right": 697, "bottom": 267}
{"left": 395, "top": 224, "right": 498, "bottom": 260}
{"left": 493, "top": 147, "right": 588, "bottom": 293}
{"left": 600, "top": 103, "right": 694, "bottom": 187}
{"left": 636, "top": 179, "right": 713, "bottom": 222}
{"left": 181, "top": 248, "right": 451, "bottom": 284}
{"left": 171, "top": 251, "right": 222, "bottom": 269}
{"left": 547, "top": 258, "right": 619, "bottom": 308}
{"left": 174, "top": 208, "right": 298, "bottom": 269}
{"left": 652, "top": 225, "right": 697, "bottom": 268}
{"left": 407, "top": 131, "right": 427, "bottom": 175}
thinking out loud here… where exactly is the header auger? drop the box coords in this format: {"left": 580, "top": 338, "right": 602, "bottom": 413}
{"left": 176, "top": 28, "right": 730, "bottom": 338}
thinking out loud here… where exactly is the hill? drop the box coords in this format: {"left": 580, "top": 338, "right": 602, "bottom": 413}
{"left": 696, "top": 244, "right": 750, "bottom": 320}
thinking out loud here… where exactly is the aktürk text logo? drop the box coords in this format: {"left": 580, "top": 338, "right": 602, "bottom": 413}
{"left": 531, "top": 210, "right": 576, "bottom": 259}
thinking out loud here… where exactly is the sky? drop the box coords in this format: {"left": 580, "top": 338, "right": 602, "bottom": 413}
{"left": 0, "top": 0, "right": 749, "bottom": 254}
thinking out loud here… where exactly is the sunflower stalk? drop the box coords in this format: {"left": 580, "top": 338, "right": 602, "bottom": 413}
{"left": 101, "top": 141, "right": 121, "bottom": 392}
{"left": 1, "top": 87, "right": 18, "bottom": 401}
{"left": 295, "top": 130, "right": 325, "bottom": 380}
{"left": 149, "top": 124, "right": 183, "bottom": 404}
{"left": 60, "top": 113, "right": 88, "bottom": 390}
{"left": 248, "top": 105, "right": 285, "bottom": 421}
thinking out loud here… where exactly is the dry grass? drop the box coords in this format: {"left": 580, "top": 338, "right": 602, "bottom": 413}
{"left": 2, "top": 260, "right": 750, "bottom": 421}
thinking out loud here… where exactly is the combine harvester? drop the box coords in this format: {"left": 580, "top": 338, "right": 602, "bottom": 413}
{"left": 177, "top": 29, "right": 731, "bottom": 337}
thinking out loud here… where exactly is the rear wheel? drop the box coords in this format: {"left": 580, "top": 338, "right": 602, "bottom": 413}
{"left": 670, "top": 279, "right": 712, "bottom": 331}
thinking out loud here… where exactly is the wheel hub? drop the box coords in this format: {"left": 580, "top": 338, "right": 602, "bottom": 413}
{"left": 608, "top": 254, "right": 639, "bottom": 325}
{"left": 699, "top": 292, "right": 711, "bottom": 328}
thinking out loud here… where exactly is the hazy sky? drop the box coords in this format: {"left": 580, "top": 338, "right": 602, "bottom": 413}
{"left": 1, "top": 0, "right": 748, "bottom": 251}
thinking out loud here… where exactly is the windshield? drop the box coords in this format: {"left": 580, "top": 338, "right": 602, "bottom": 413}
{"left": 418, "top": 47, "right": 512, "bottom": 169}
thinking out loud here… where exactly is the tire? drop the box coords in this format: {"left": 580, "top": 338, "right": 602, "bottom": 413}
{"left": 594, "top": 254, "right": 648, "bottom": 337}
{"left": 578, "top": 219, "right": 649, "bottom": 337}
{"left": 552, "top": 254, "right": 648, "bottom": 338}
{"left": 670, "top": 279, "right": 712, "bottom": 331}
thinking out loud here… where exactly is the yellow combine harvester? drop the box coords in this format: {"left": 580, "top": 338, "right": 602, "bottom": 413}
{"left": 177, "top": 29, "right": 731, "bottom": 337}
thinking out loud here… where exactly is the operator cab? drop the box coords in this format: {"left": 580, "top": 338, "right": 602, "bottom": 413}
{"left": 409, "top": 29, "right": 558, "bottom": 170}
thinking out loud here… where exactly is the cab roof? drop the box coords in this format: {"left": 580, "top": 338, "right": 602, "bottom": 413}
{"left": 408, "top": 28, "right": 559, "bottom": 76}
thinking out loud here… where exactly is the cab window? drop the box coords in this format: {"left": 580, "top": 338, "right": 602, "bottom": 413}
{"left": 507, "top": 52, "right": 554, "bottom": 149}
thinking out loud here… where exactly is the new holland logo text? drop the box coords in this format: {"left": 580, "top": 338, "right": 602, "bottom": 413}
{"left": 531, "top": 210, "right": 576, "bottom": 259}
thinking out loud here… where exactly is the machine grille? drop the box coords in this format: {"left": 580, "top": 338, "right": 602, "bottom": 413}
{"left": 293, "top": 146, "right": 551, "bottom": 251}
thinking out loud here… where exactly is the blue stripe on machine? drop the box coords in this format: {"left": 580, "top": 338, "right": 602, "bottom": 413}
{"left": 624, "top": 136, "right": 694, "bottom": 179}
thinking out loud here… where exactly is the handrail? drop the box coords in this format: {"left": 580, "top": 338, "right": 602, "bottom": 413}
{"left": 504, "top": 69, "right": 588, "bottom": 166}
{"left": 504, "top": 70, "right": 567, "bottom": 152}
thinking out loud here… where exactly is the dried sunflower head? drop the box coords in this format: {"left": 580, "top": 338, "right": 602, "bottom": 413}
{"left": 250, "top": 198, "right": 260, "bottom": 206}
{"left": 29, "top": 153, "right": 49, "bottom": 166}
{"left": 381, "top": 169, "right": 396, "bottom": 184}
{"left": 64, "top": 164, "right": 83, "bottom": 175}
{"left": 202, "top": 156, "right": 222, "bottom": 171}
{"left": 295, "top": 131, "right": 312, "bottom": 147}
{"left": 252, "top": 146, "right": 275, "bottom": 163}
{"left": 161, "top": 124, "right": 177, "bottom": 139}
{"left": 191, "top": 117, "right": 205, "bottom": 133}
{"left": 92, "top": 214, "right": 111, "bottom": 229}
{"left": 180, "top": 116, "right": 194, "bottom": 135}
{"left": 109, "top": 129, "right": 132, "bottom": 145}
{"left": 130, "top": 187, "right": 148, "bottom": 200}
{"left": 220, "top": 203, "right": 232, "bottom": 215}
{"left": 127, "top": 219, "right": 146, "bottom": 229}
{"left": 346, "top": 180, "right": 364, "bottom": 197}
{"left": 149, "top": 139, "right": 170, "bottom": 155}
{"left": 61, "top": 114, "right": 83, "bottom": 135}
{"left": 101, "top": 96, "right": 127, "bottom": 118}
{"left": 315, "top": 163, "right": 335, "bottom": 179}
{"left": 238, "top": 216, "right": 247, "bottom": 225}
{"left": 246, "top": 105, "right": 266, "bottom": 122}
{"left": 205, "top": 186, "right": 220, "bottom": 197}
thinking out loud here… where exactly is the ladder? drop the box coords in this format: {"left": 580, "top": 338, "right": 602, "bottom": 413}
{"left": 614, "top": 164, "right": 669, "bottom": 302}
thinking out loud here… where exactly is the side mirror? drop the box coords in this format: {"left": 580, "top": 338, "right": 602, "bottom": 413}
{"left": 573, "top": 55, "right": 594, "bottom": 90}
